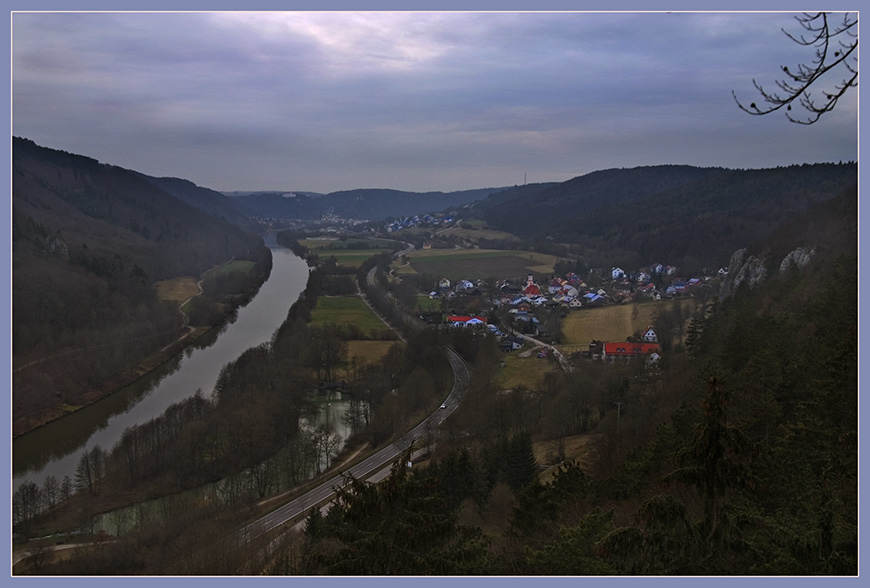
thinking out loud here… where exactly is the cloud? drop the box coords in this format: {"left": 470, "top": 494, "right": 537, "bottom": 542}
{"left": 12, "top": 11, "right": 857, "bottom": 193}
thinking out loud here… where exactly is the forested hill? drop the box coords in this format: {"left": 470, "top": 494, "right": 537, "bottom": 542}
{"left": 12, "top": 137, "right": 265, "bottom": 283}
{"left": 227, "top": 186, "right": 507, "bottom": 221}
{"left": 12, "top": 137, "right": 270, "bottom": 433}
{"left": 471, "top": 163, "right": 857, "bottom": 271}
{"left": 135, "top": 173, "right": 258, "bottom": 234}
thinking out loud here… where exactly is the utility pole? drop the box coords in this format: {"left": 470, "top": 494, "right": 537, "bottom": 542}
{"left": 614, "top": 401, "right": 624, "bottom": 434}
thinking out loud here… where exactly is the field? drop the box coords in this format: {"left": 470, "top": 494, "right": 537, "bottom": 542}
{"left": 346, "top": 340, "right": 398, "bottom": 365}
{"left": 494, "top": 349, "right": 557, "bottom": 390}
{"left": 560, "top": 298, "right": 700, "bottom": 353}
{"left": 154, "top": 277, "right": 200, "bottom": 304}
{"left": 310, "top": 296, "right": 391, "bottom": 337}
{"left": 402, "top": 248, "right": 561, "bottom": 281}
{"left": 415, "top": 295, "right": 443, "bottom": 312}
{"left": 207, "top": 260, "right": 257, "bottom": 277}
{"left": 301, "top": 238, "right": 394, "bottom": 268}
{"left": 437, "top": 225, "right": 520, "bottom": 243}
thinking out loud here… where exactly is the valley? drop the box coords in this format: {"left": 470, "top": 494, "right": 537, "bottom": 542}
{"left": 11, "top": 138, "right": 858, "bottom": 576}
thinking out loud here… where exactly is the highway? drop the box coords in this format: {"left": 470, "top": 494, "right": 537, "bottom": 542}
{"left": 238, "top": 347, "right": 468, "bottom": 543}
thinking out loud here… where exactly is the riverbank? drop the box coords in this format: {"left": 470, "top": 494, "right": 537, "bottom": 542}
{"left": 13, "top": 324, "right": 218, "bottom": 439}
{"left": 13, "top": 256, "right": 270, "bottom": 439}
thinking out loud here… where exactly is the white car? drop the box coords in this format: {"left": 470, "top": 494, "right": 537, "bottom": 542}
{"left": 440, "top": 403, "right": 447, "bottom": 409}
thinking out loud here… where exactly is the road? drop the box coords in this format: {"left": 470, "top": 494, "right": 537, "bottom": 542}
{"left": 238, "top": 347, "right": 468, "bottom": 543}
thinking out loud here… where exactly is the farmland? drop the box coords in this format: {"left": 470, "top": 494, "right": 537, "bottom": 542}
{"left": 436, "top": 225, "right": 521, "bottom": 243}
{"left": 400, "top": 248, "right": 561, "bottom": 281}
{"left": 310, "top": 295, "right": 393, "bottom": 338}
{"left": 346, "top": 340, "right": 399, "bottom": 366}
{"left": 560, "top": 298, "right": 700, "bottom": 353}
{"left": 207, "top": 259, "right": 257, "bottom": 277}
{"left": 154, "top": 276, "right": 200, "bottom": 304}
{"left": 300, "top": 238, "right": 395, "bottom": 268}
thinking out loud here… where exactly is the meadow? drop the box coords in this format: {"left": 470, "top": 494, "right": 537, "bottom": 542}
{"left": 560, "top": 298, "right": 699, "bottom": 353}
{"left": 300, "top": 238, "right": 395, "bottom": 268}
{"left": 494, "top": 347, "right": 557, "bottom": 391}
{"left": 401, "top": 248, "right": 560, "bottom": 281}
{"left": 310, "top": 295, "right": 392, "bottom": 338}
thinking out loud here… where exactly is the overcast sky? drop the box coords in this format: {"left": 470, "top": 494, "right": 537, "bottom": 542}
{"left": 12, "top": 11, "right": 858, "bottom": 194}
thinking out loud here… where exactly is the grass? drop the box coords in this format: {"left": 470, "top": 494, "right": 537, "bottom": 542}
{"left": 154, "top": 277, "right": 200, "bottom": 304}
{"left": 534, "top": 434, "right": 602, "bottom": 472}
{"left": 300, "top": 238, "right": 394, "bottom": 267}
{"left": 494, "top": 349, "right": 556, "bottom": 390}
{"left": 207, "top": 260, "right": 257, "bottom": 277}
{"left": 415, "top": 295, "right": 443, "bottom": 312}
{"left": 300, "top": 237, "right": 395, "bottom": 251}
{"left": 560, "top": 299, "right": 699, "bottom": 353}
{"left": 404, "top": 248, "right": 561, "bottom": 281}
{"left": 346, "top": 340, "right": 398, "bottom": 365}
{"left": 438, "top": 226, "right": 520, "bottom": 242}
{"left": 310, "top": 296, "right": 390, "bottom": 336}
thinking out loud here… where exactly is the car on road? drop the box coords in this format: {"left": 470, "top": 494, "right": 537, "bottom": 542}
{"left": 440, "top": 403, "right": 447, "bottom": 409}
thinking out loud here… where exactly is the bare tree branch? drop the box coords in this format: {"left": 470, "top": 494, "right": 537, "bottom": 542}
{"left": 734, "top": 12, "right": 857, "bottom": 124}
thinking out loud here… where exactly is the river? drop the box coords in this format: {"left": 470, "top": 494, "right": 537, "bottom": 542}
{"left": 12, "top": 236, "right": 311, "bottom": 492}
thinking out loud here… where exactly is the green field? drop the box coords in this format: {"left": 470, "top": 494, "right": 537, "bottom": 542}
{"left": 300, "top": 238, "right": 395, "bottom": 268}
{"left": 310, "top": 296, "right": 390, "bottom": 336}
{"left": 404, "top": 248, "right": 560, "bottom": 281}
{"left": 207, "top": 260, "right": 257, "bottom": 277}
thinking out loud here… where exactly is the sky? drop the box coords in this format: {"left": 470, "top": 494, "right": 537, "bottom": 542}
{"left": 11, "top": 10, "right": 859, "bottom": 194}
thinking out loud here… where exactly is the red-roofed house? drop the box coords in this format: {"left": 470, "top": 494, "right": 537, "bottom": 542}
{"left": 523, "top": 274, "right": 542, "bottom": 297}
{"left": 603, "top": 342, "right": 660, "bottom": 360}
{"left": 447, "top": 315, "right": 485, "bottom": 327}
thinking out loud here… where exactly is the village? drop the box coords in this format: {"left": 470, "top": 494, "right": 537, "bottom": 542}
{"left": 428, "top": 262, "right": 721, "bottom": 364}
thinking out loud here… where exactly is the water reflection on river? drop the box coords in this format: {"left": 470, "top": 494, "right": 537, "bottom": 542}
{"left": 13, "top": 239, "right": 311, "bottom": 491}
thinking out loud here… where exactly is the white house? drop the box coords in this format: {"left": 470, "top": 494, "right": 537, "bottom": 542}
{"left": 641, "top": 326, "right": 658, "bottom": 343}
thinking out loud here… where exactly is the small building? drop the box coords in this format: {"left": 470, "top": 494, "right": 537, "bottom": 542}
{"left": 641, "top": 326, "right": 658, "bottom": 343}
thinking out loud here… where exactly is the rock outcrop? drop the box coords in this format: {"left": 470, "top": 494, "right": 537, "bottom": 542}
{"left": 718, "top": 246, "right": 816, "bottom": 300}
{"left": 780, "top": 246, "right": 815, "bottom": 272}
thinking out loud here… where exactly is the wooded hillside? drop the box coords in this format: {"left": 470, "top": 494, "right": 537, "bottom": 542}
{"left": 12, "top": 137, "right": 270, "bottom": 435}
{"left": 472, "top": 163, "right": 857, "bottom": 272}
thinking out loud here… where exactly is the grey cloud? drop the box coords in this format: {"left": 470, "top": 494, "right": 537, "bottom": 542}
{"left": 12, "top": 11, "right": 857, "bottom": 193}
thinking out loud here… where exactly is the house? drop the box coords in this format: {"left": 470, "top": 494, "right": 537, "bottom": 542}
{"left": 522, "top": 274, "right": 542, "bottom": 297}
{"left": 603, "top": 342, "right": 660, "bottom": 361}
{"left": 500, "top": 335, "right": 525, "bottom": 352}
{"left": 584, "top": 292, "right": 604, "bottom": 304}
{"left": 611, "top": 267, "right": 625, "bottom": 280}
{"left": 439, "top": 277, "right": 451, "bottom": 289}
{"left": 447, "top": 315, "right": 475, "bottom": 327}
{"left": 455, "top": 279, "right": 475, "bottom": 293}
{"left": 568, "top": 297, "right": 583, "bottom": 309}
{"left": 641, "top": 326, "right": 658, "bottom": 343}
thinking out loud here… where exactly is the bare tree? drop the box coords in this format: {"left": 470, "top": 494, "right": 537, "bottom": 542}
{"left": 41, "top": 475, "right": 60, "bottom": 513}
{"left": 734, "top": 12, "right": 857, "bottom": 124}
